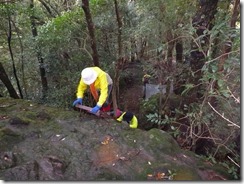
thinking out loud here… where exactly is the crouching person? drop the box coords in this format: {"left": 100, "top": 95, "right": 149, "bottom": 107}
{"left": 72, "top": 66, "right": 113, "bottom": 114}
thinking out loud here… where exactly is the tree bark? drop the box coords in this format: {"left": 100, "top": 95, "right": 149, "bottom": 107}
{"left": 38, "top": 0, "right": 56, "bottom": 17}
{"left": 189, "top": 0, "right": 219, "bottom": 101}
{"left": 112, "top": 0, "right": 123, "bottom": 117}
{"left": 209, "top": 0, "right": 240, "bottom": 106}
{"left": 81, "top": 0, "right": 100, "bottom": 67}
{"left": 218, "top": 0, "right": 240, "bottom": 71}
{"left": 0, "top": 62, "right": 19, "bottom": 99}
{"left": 38, "top": 0, "right": 60, "bottom": 17}
{"left": 166, "top": 29, "right": 174, "bottom": 68}
{"left": 7, "top": 10, "right": 23, "bottom": 99}
{"left": 12, "top": 21, "right": 28, "bottom": 98}
{"left": 175, "top": 39, "right": 183, "bottom": 63}
{"left": 30, "top": 0, "right": 48, "bottom": 98}
{"left": 187, "top": 0, "right": 219, "bottom": 151}
{"left": 190, "top": 0, "right": 219, "bottom": 73}
{"left": 139, "top": 37, "right": 147, "bottom": 59}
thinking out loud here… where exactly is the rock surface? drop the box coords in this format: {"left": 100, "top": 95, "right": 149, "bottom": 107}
{"left": 0, "top": 98, "right": 229, "bottom": 181}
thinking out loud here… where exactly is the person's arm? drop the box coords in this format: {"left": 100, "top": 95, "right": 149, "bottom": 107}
{"left": 129, "top": 116, "right": 138, "bottom": 128}
{"left": 97, "top": 73, "right": 108, "bottom": 106}
{"left": 76, "top": 79, "right": 88, "bottom": 98}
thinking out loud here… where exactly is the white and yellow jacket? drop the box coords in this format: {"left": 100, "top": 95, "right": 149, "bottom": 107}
{"left": 76, "top": 67, "right": 112, "bottom": 107}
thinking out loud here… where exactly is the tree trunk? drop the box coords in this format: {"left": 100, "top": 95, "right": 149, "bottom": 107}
{"left": 12, "top": 21, "right": 28, "bottom": 98}
{"left": 0, "top": 62, "right": 19, "bottom": 99}
{"left": 139, "top": 37, "right": 147, "bottom": 60}
{"left": 38, "top": 0, "right": 60, "bottom": 17}
{"left": 166, "top": 30, "right": 175, "bottom": 68}
{"left": 189, "top": 0, "right": 219, "bottom": 100}
{"left": 218, "top": 0, "right": 240, "bottom": 71}
{"left": 7, "top": 11, "right": 23, "bottom": 99}
{"left": 112, "top": 0, "right": 124, "bottom": 117}
{"left": 114, "top": 0, "right": 123, "bottom": 58}
{"left": 112, "top": 0, "right": 121, "bottom": 116}
{"left": 30, "top": 0, "right": 48, "bottom": 99}
{"left": 187, "top": 0, "right": 219, "bottom": 150}
{"left": 165, "top": 30, "right": 175, "bottom": 95}
{"left": 175, "top": 39, "right": 183, "bottom": 63}
{"left": 81, "top": 0, "right": 100, "bottom": 67}
{"left": 38, "top": 0, "right": 56, "bottom": 17}
{"left": 190, "top": 0, "right": 219, "bottom": 73}
{"left": 209, "top": 0, "right": 240, "bottom": 106}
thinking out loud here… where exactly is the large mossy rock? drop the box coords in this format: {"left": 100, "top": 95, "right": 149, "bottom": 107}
{"left": 0, "top": 98, "right": 229, "bottom": 181}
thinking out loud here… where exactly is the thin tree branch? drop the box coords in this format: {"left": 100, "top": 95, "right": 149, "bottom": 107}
{"left": 208, "top": 102, "right": 240, "bottom": 128}
{"left": 38, "top": 0, "right": 56, "bottom": 17}
{"left": 192, "top": 132, "right": 221, "bottom": 141}
{"left": 205, "top": 50, "right": 240, "bottom": 64}
{"left": 227, "top": 156, "right": 240, "bottom": 168}
{"left": 227, "top": 86, "right": 240, "bottom": 104}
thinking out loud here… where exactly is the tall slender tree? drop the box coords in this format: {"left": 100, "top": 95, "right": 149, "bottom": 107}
{"left": 81, "top": 0, "right": 100, "bottom": 67}
{"left": 218, "top": 0, "right": 240, "bottom": 72}
{"left": 111, "top": 0, "right": 124, "bottom": 117}
{"left": 189, "top": 0, "right": 219, "bottom": 102}
{"left": 6, "top": 7, "right": 23, "bottom": 98}
{"left": 29, "top": 0, "right": 48, "bottom": 99}
{"left": 190, "top": 0, "right": 219, "bottom": 74}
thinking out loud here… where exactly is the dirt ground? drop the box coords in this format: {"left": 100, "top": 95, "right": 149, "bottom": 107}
{"left": 117, "top": 62, "right": 144, "bottom": 115}
{"left": 119, "top": 84, "right": 143, "bottom": 114}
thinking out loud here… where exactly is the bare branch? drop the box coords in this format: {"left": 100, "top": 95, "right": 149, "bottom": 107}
{"left": 208, "top": 102, "right": 240, "bottom": 128}
{"left": 192, "top": 132, "right": 221, "bottom": 141}
{"left": 205, "top": 50, "right": 240, "bottom": 64}
{"left": 227, "top": 86, "right": 240, "bottom": 104}
{"left": 227, "top": 156, "right": 240, "bottom": 168}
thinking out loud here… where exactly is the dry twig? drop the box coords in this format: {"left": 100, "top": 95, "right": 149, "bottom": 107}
{"left": 208, "top": 102, "right": 240, "bottom": 128}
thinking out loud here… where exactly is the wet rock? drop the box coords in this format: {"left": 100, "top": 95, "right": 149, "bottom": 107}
{"left": 36, "top": 111, "right": 51, "bottom": 121}
{"left": 9, "top": 117, "right": 29, "bottom": 127}
{"left": 0, "top": 98, "right": 230, "bottom": 181}
{"left": 0, "top": 152, "right": 17, "bottom": 170}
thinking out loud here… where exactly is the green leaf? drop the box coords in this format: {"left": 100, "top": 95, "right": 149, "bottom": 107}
{"left": 181, "top": 84, "right": 194, "bottom": 95}
{"left": 211, "top": 64, "right": 218, "bottom": 73}
{"left": 217, "top": 79, "right": 224, "bottom": 88}
{"left": 221, "top": 90, "right": 230, "bottom": 98}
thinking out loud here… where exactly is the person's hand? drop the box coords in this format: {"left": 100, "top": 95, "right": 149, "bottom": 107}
{"left": 72, "top": 98, "right": 82, "bottom": 106}
{"left": 90, "top": 105, "right": 101, "bottom": 114}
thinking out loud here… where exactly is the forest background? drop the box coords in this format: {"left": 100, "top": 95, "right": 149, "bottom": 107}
{"left": 0, "top": 0, "right": 240, "bottom": 179}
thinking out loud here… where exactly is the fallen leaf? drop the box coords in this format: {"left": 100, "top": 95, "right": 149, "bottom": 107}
{"left": 119, "top": 157, "right": 126, "bottom": 160}
{"left": 101, "top": 135, "right": 112, "bottom": 145}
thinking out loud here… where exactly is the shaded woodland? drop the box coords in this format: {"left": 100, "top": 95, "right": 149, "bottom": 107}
{"left": 0, "top": 0, "right": 240, "bottom": 179}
